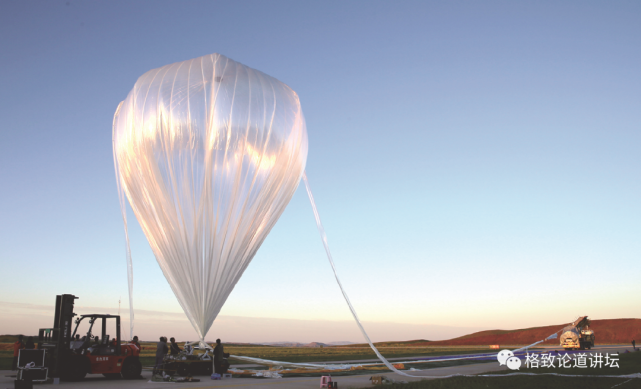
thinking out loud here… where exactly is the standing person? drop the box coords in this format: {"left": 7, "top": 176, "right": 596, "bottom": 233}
{"left": 12, "top": 335, "right": 25, "bottom": 370}
{"left": 213, "top": 339, "right": 225, "bottom": 374}
{"left": 169, "top": 337, "right": 181, "bottom": 355}
{"left": 132, "top": 335, "right": 141, "bottom": 350}
{"left": 25, "top": 337, "right": 35, "bottom": 350}
{"left": 129, "top": 336, "right": 144, "bottom": 379}
{"left": 633, "top": 340, "right": 636, "bottom": 350}
{"left": 154, "top": 337, "right": 168, "bottom": 375}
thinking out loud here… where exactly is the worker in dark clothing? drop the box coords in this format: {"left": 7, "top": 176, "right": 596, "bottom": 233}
{"left": 130, "top": 336, "right": 144, "bottom": 379}
{"left": 633, "top": 340, "right": 636, "bottom": 350}
{"left": 154, "top": 337, "right": 168, "bottom": 375}
{"left": 132, "top": 335, "right": 141, "bottom": 350}
{"left": 25, "top": 337, "right": 35, "bottom": 350}
{"left": 12, "top": 335, "right": 25, "bottom": 370}
{"left": 213, "top": 338, "right": 229, "bottom": 374}
{"left": 169, "top": 337, "right": 181, "bottom": 355}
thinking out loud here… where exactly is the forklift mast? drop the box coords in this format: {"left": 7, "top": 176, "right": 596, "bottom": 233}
{"left": 54, "top": 294, "right": 77, "bottom": 346}
{"left": 38, "top": 294, "right": 78, "bottom": 377}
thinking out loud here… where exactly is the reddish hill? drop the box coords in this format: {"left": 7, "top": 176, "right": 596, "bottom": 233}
{"left": 423, "top": 319, "right": 641, "bottom": 346}
{"left": 331, "top": 319, "right": 641, "bottom": 348}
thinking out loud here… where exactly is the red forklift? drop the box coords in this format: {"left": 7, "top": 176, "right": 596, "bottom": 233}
{"left": 37, "top": 294, "right": 142, "bottom": 381}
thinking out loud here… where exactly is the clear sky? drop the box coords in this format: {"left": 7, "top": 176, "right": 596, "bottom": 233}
{"left": 0, "top": 1, "right": 639, "bottom": 343}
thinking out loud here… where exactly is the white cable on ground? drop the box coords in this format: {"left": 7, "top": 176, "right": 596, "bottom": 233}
{"left": 229, "top": 353, "right": 641, "bottom": 380}
{"left": 611, "top": 378, "right": 635, "bottom": 388}
{"left": 229, "top": 353, "right": 499, "bottom": 370}
{"left": 303, "top": 172, "right": 417, "bottom": 378}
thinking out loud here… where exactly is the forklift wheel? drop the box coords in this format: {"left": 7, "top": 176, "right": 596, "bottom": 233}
{"left": 121, "top": 357, "right": 143, "bottom": 379}
{"left": 61, "top": 355, "right": 89, "bottom": 381}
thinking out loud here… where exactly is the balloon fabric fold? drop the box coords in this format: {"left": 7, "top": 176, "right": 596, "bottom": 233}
{"left": 113, "top": 53, "right": 308, "bottom": 345}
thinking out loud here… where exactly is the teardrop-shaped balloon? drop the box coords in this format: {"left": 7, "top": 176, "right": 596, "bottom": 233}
{"left": 113, "top": 53, "right": 308, "bottom": 344}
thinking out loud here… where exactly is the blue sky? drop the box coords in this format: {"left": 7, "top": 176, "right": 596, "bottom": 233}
{"left": 0, "top": 1, "right": 639, "bottom": 342}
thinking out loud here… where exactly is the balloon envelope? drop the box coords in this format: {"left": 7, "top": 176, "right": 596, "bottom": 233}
{"left": 113, "top": 53, "right": 308, "bottom": 343}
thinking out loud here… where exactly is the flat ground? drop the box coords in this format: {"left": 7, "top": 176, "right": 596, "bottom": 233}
{"left": 0, "top": 359, "right": 509, "bottom": 389}
{"left": 0, "top": 343, "right": 499, "bottom": 370}
{"left": 1, "top": 345, "right": 639, "bottom": 389}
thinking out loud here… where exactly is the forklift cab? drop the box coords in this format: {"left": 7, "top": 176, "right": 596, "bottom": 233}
{"left": 38, "top": 294, "right": 142, "bottom": 381}
{"left": 71, "top": 314, "right": 121, "bottom": 356}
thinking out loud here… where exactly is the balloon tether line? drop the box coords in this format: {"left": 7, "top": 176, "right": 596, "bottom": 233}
{"left": 302, "top": 171, "right": 415, "bottom": 377}
{"left": 303, "top": 171, "right": 570, "bottom": 378}
{"left": 113, "top": 102, "right": 135, "bottom": 341}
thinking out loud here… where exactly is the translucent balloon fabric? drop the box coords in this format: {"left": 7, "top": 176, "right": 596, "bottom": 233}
{"left": 113, "top": 53, "right": 308, "bottom": 343}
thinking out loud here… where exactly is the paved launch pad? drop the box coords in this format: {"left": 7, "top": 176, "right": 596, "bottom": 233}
{"left": 1, "top": 362, "right": 506, "bottom": 389}
{"left": 1, "top": 345, "right": 636, "bottom": 389}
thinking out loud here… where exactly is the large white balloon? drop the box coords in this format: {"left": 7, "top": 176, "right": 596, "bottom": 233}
{"left": 113, "top": 53, "right": 308, "bottom": 345}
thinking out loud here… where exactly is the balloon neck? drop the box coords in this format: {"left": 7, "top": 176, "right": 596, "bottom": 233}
{"left": 199, "top": 339, "right": 213, "bottom": 350}
{"left": 184, "top": 339, "right": 213, "bottom": 350}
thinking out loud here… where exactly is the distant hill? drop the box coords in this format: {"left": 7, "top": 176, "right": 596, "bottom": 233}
{"left": 4, "top": 319, "right": 637, "bottom": 347}
{"left": 333, "top": 319, "right": 641, "bottom": 347}
{"left": 427, "top": 318, "right": 641, "bottom": 346}
{"left": 257, "top": 341, "right": 352, "bottom": 348}
{"left": 303, "top": 342, "right": 327, "bottom": 348}
{"left": 258, "top": 342, "right": 301, "bottom": 347}
{"left": 327, "top": 341, "right": 355, "bottom": 346}
{"left": 332, "top": 339, "right": 430, "bottom": 348}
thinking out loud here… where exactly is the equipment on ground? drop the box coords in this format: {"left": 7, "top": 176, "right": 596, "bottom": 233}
{"left": 15, "top": 348, "right": 48, "bottom": 387}
{"left": 320, "top": 375, "right": 334, "bottom": 388}
{"left": 162, "top": 347, "right": 230, "bottom": 377}
{"left": 17, "top": 349, "right": 46, "bottom": 370}
{"left": 163, "top": 352, "right": 212, "bottom": 376}
{"left": 560, "top": 316, "right": 595, "bottom": 350}
{"left": 37, "top": 294, "right": 142, "bottom": 381}
{"left": 17, "top": 366, "right": 48, "bottom": 383}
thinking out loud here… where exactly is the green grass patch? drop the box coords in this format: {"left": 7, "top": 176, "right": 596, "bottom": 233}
{"left": 2, "top": 342, "right": 496, "bottom": 368}
{"left": 0, "top": 335, "right": 37, "bottom": 343}
{"left": 0, "top": 358, "right": 12, "bottom": 370}
{"left": 140, "top": 356, "right": 156, "bottom": 368}
{"left": 0, "top": 350, "right": 14, "bottom": 370}
{"left": 225, "top": 347, "right": 493, "bottom": 363}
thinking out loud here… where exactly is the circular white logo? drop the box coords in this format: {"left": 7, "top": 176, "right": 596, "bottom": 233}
{"left": 506, "top": 356, "right": 522, "bottom": 370}
{"left": 496, "top": 349, "right": 514, "bottom": 366}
